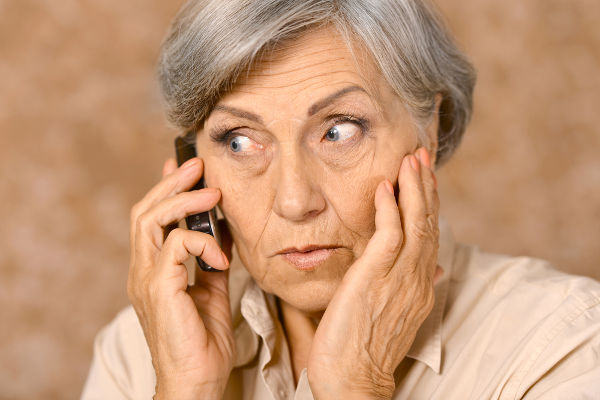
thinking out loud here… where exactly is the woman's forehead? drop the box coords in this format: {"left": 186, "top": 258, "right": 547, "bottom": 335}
{"left": 229, "top": 26, "right": 385, "bottom": 105}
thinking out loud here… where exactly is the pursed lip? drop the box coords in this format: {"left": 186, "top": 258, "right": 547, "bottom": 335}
{"left": 277, "top": 244, "right": 340, "bottom": 254}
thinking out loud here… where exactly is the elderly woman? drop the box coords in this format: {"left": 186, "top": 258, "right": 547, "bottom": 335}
{"left": 82, "top": 0, "right": 600, "bottom": 399}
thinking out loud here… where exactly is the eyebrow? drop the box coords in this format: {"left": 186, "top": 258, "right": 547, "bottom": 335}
{"left": 211, "top": 104, "right": 264, "bottom": 124}
{"left": 307, "top": 85, "right": 367, "bottom": 116}
{"left": 211, "top": 85, "right": 368, "bottom": 124}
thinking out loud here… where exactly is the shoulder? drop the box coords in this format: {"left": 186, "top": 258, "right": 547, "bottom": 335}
{"left": 81, "top": 306, "right": 156, "bottom": 400}
{"left": 97, "top": 306, "right": 153, "bottom": 369}
{"left": 444, "top": 243, "right": 600, "bottom": 398}
{"left": 450, "top": 241, "right": 600, "bottom": 307}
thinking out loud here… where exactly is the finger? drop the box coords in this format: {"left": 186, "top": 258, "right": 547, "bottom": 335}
{"left": 415, "top": 148, "right": 441, "bottom": 280}
{"left": 133, "top": 190, "right": 222, "bottom": 275}
{"left": 188, "top": 267, "right": 232, "bottom": 346}
{"left": 129, "top": 158, "right": 203, "bottom": 262}
{"left": 433, "top": 265, "right": 444, "bottom": 285}
{"left": 347, "top": 179, "right": 403, "bottom": 281}
{"left": 192, "top": 267, "right": 230, "bottom": 300}
{"left": 415, "top": 148, "right": 440, "bottom": 234}
{"left": 134, "top": 157, "right": 204, "bottom": 224}
{"left": 192, "top": 218, "right": 234, "bottom": 286}
{"left": 162, "top": 157, "right": 178, "bottom": 178}
{"left": 155, "top": 228, "right": 229, "bottom": 291}
{"left": 136, "top": 189, "right": 221, "bottom": 252}
{"left": 396, "top": 152, "right": 430, "bottom": 273}
{"left": 161, "top": 157, "right": 180, "bottom": 242}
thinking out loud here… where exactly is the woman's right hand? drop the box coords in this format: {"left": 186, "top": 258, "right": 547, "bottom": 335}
{"left": 127, "top": 157, "right": 234, "bottom": 400}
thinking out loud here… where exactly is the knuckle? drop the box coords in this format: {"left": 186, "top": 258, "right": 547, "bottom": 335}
{"left": 164, "top": 228, "right": 189, "bottom": 252}
{"left": 162, "top": 176, "right": 179, "bottom": 198}
{"left": 166, "top": 227, "right": 186, "bottom": 242}
{"left": 427, "top": 214, "right": 439, "bottom": 237}
{"left": 136, "top": 210, "right": 153, "bottom": 233}
{"left": 422, "top": 173, "right": 435, "bottom": 191}
{"left": 408, "top": 220, "right": 430, "bottom": 242}
{"left": 403, "top": 253, "right": 421, "bottom": 275}
{"left": 130, "top": 202, "right": 143, "bottom": 225}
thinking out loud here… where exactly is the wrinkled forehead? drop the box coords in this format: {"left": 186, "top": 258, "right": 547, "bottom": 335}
{"left": 224, "top": 25, "right": 388, "bottom": 113}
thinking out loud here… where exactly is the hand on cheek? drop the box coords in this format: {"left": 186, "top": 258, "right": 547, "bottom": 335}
{"left": 307, "top": 147, "right": 442, "bottom": 400}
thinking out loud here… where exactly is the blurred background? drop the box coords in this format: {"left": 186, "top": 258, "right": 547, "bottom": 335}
{"left": 1, "top": 0, "right": 599, "bottom": 398}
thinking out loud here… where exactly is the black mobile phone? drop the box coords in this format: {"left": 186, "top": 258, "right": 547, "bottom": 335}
{"left": 174, "top": 132, "right": 222, "bottom": 272}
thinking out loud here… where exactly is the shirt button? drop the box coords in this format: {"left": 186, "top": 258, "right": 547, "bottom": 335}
{"left": 278, "top": 389, "right": 287, "bottom": 398}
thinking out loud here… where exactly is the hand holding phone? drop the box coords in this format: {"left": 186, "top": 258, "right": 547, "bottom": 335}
{"left": 174, "top": 132, "right": 222, "bottom": 272}
{"left": 127, "top": 149, "right": 235, "bottom": 399}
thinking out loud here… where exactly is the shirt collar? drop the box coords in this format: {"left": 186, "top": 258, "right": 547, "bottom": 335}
{"left": 228, "top": 216, "right": 456, "bottom": 373}
{"left": 227, "top": 254, "right": 261, "bottom": 367}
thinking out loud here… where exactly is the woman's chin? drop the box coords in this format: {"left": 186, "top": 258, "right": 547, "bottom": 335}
{"left": 276, "top": 279, "right": 339, "bottom": 315}
{"left": 268, "top": 269, "right": 348, "bottom": 315}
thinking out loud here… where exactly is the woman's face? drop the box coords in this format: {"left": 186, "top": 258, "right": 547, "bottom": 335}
{"left": 197, "top": 26, "right": 435, "bottom": 315}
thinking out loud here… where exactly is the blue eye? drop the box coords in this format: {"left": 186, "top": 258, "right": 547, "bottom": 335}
{"left": 325, "top": 127, "right": 340, "bottom": 141}
{"left": 324, "top": 122, "right": 360, "bottom": 142}
{"left": 210, "top": 128, "right": 264, "bottom": 154}
{"left": 229, "top": 136, "right": 251, "bottom": 152}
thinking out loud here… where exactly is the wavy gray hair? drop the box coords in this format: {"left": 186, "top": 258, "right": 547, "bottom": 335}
{"left": 158, "top": 0, "right": 476, "bottom": 167}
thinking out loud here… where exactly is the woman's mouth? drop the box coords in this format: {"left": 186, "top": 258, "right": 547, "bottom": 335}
{"left": 279, "top": 247, "right": 337, "bottom": 271}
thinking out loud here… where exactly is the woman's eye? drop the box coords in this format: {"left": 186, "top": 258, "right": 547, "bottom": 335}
{"left": 228, "top": 135, "right": 261, "bottom": 153}
{"left": 324, "top": 122, "right": 361, "bottom": 142}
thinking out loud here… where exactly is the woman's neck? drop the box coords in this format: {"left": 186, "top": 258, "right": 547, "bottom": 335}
{"left": 276, "top": 297, "right": 321, "bottom": 386}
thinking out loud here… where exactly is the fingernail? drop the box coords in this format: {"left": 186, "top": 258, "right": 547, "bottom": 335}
{"left": 433, "top": 265, "right": 445, "bottom": 285}
{"left": 182, "top": 158, "right": 198, "bottom": 170}
{"left": 201, "top": 188, "right": 220, "bottom": 198}
{"left": 415, "top": 149, "right": 423, "bottom": 164}
{"left": 384, "top": 180, "right": 394, "bottom": 195}
{"left": 402, "top": 155, "right": 411, "bottom": 171}
{"left": 419, "top": 148, "right": 431, "bottom": 169}
{"left": 410, "top": 155, "right": 420, "bottom": 172}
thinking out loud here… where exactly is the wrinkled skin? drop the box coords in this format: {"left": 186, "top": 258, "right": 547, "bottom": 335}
{"left": 128, "top": 25, "right": 441, "bottom": 399}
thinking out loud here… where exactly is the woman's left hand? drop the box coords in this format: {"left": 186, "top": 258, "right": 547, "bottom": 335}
{"left": 307, "top": 147, "right": 443, "bottom": 400}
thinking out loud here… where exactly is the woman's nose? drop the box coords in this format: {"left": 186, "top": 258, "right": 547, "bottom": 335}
{"left": 271, "top": 150, "right": 326, "bottom": 222}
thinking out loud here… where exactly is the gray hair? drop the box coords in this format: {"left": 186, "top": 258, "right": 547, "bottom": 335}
{"left": 158, "top": 0, "right": 476, "bottom": 167}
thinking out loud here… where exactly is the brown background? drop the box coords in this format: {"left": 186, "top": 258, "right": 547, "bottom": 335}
{"left": 1, "top": 0, "right": 599, "bottom": 398}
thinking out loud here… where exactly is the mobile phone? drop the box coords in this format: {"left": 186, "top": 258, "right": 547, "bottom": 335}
{"left": 174, "top": 131, "right": 222, "bottom": 272}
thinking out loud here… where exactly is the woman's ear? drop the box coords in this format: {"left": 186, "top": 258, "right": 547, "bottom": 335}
{"left": 425, "top": 93, "right": 443, "bottom": 168}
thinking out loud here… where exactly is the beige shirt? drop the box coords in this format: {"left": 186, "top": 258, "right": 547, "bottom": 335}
{"left": 81, "top": 218, "right": 600, "bottom": 399}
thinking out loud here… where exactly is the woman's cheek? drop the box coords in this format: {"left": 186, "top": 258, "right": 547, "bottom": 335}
{"left": 218, "top": 179, "right": 261, "bottom": 237}
{"left": 324, "top": 171, "right": 379, "bottom": 256}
